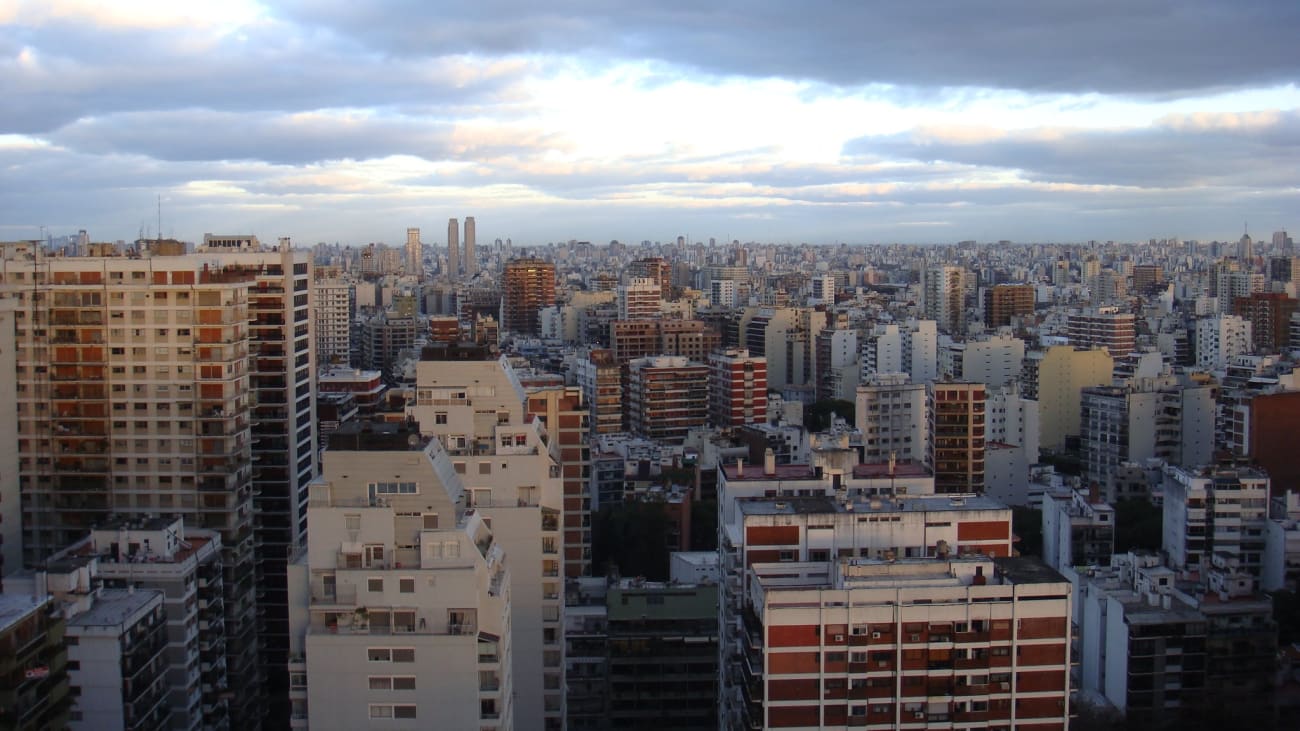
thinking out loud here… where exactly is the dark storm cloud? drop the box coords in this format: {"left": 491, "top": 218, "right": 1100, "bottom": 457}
{"left": 0, "top": 20, "right": 533, "bottom": 134}
{"left": 280, "top": 0, "right": 1300, "bottom": 95}
{"left": 846, "top": 110, "right": 1300, "bottom": 188}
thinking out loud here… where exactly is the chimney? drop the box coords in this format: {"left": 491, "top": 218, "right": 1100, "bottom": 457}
{"left": 973, "top": 566, "right": 987, "bottom": 585}
{"left": 764, "top": 448, "right": 776, "bottom": 476}
{"left": 735, "top": 458, "right": 743, "bottom": 478}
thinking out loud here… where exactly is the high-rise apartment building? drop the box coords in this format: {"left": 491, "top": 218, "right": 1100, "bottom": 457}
{"left": 0, "top": 298, "right": 18, "bottom": 578}
{"left": 0, "top": 251, "right": 263, "bottom": 728}
{"left": 626, "top": 257, "right": 671, "bottom": 300}
{"left": 288, "top": 423, "right": 514, "bottom": 731}
{"left": 708, "top": 348, "right": 767, "bottom": 428}
{"left": 928, "top": 382, "right": 986, "bottom": 494}
{"left": 1021, "top": 345, "right": 1113, "bottom": 453}
{"left": 195, "top": 236, "right": 318, "bottom": 722}
{"left": 855, "top": 374, "right": 928, "bottom": 464}
{"left": 446, "top": 218, "right": 460, "bottom": 277}
{"left": 463, "top": 217, "right": 477, "bottom": 276}
{"left": 627, "top": 356, "right": 708, "bottom": 444}
{"left": 1162, "top": 465, "right": 1269, "bottom": 579}
{"left": 312, "top": 278, "right": 353, "bottom": 366}
{"left": 404, "top": 227, "right": 422, "bottom": 279}
{"left": 501, "top": 257, "right": 556, "bottom": 336}
{"left": 573, "top": 350, "right": 622, "bottom": 435}
{"left": 983, "top": 283, "right": 1035, "bottom": 328}
{"left": 1195, "top": 314, "right": 1252, "bottom": 370}
{"left": 922, "top": 265, "right": 969, "bottom": 335}
{"left": 1131, "top": 264, "right": 1166, "bottom": 296}
{"left": 1067, "top": 307, "right": 1136, "bottom": 357}
{"left": 1233, "top": 291, "right": 1298, "bottom": 353}
{"left": 729, "top": 556, "right": 1071, "bottom": 730}
{"left": 861, "top": 320, "right": 938, "bottom": 384}
{"left": 617, "top": 277, "right": 661, "bottom": 320}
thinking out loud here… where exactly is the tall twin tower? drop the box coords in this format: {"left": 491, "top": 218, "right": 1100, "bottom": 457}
{"left": 446, "top": 216, "right": 477, "bottom": 277}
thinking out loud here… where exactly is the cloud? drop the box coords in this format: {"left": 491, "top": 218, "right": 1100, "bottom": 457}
{"left": 847, "top": 108, "right": 1300, "bottom": 188}
{"left": 280, "top": 1, "right": 1300, "bottom": 96}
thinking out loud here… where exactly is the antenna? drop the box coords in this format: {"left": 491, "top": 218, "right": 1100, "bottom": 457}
{"left": 157, "top": 194, "right": 162, "bottom": 242}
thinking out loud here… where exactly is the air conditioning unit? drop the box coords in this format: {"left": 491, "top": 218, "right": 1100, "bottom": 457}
{"left": 834, "top": 634, "right": 845, "bottom": 642}
{"left": 999, "top": 682, "right": 1010, "bottom": 690}
{"left": 871, "top": 631, "right": 882, "bottom": 639}
{"left": 913, "top": 711, "right": 925, "bottom": 719}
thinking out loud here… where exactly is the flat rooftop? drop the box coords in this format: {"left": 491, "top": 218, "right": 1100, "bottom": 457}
{"left": 67, "top": 588, "right": 160, "bottom": 629}
{"left": 327, "top": 421, "right": 430, "bottom": 451}
{"left": 738, "top": 494, "right": 1007, "bottom": 517}
{"left": 0, "top": 594, "right": 48, "bottom": 634}
{"left": 993, "top": 556, "right": 1068, "bottom": 585}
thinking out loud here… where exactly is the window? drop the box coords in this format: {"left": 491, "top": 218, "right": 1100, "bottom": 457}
{"left": 369, "top": 705, "right": 393, "bottom": 719}
{"left": 422, "top": 513, "right": 438, "bottom": 530}
{"left": 392, "top": 648, "right": 415, "bottom": 663}
{"left": 399, "top": 578, "right": 415, "bottom": 594}
{"left": 368, "top": 648, "right": 391, "bottom": 662}
{"left": 394, "top": 706, "right": 416, "bottom": 719}
{"left": 371, "top": 482, "right": 417, "bottom": 496}
{"left": 368, "top": 578, "right": 383, "bottom": 592}
{"left": 345, "top": 514, "right": 361, "bottom": 531}
{"left": 369, "top": 677, "right": 393, "bottom": 690}
{"left": 393, "top": 677, "right": 415, "bottom": 691}
{"left": 435, "top": 413, "right": 448, "bottom": 425}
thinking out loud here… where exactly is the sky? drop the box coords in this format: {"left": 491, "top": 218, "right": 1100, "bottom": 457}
{"left": 2, "top": 0, "right": 1298, "bottom": 246}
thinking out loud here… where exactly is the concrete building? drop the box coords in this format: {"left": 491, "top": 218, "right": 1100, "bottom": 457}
{"left": 862, "top": 320, "right": 938, "bottom": 385}
{"left": 813, "top": 325, "right": 858, "bottom": 402}
{"left": 616, "top": 277, "right": 661, "bottom": 321}
{"left": 312, "top": 278, "right": 354, "bottom": 366}
{"left": 65, "top": 586, "right": 171, "bottom": 731}
{"left": 855, "top": 374, "right": 927, "bottom": 464}
{"left": 501, "top": 258, "right": 556, "bottom": 337}
{"left": 708, "top": 348, "right": 768, "bottom": 428}
{"left": 945, "top": 331, "right": 1025, "bottom": 388}
{"left": 0, "top": 298, "right": 17, "bottom": 578}
{"left": 627, "top": 356, "right": 709, "bottom": 444}
{"left": 1162, "top": 465, "right": 1269, "bottom": 579}
{"left": 0, "top": 593, "right": 73, "bottom": 730}
{"left": 463, "top": 217, "right": 477, "bottom": 276}
{"left": 726, "top": 556, "right": 1070, "bottom": 730}
{"left": 446, "top": 218, "right": 460, "bottom": 278}
{"left": 1021, "top": 346, "right": 1113, "bottom": 454}
{"left": 193, "top": 237, "right": 319, "bottom": 710}
{"left": 1042, "top": 487, "right": 1115, "bottom": 572}
{"left": 404, "top": 228, "right": 421, "bottom": 279}
{"left": 983, "top": 283, "right": 1035, "bottom": 328}
{"left": 928, "top": 382, "right": 986, "bottom": 495}
{"left": 0, "top": 251, "right": 263, "bottom": 727}
{"left": 1067, "top": 308, "right": 1136, "bottom": 357}
{"left": 572, "top": 349, "right": 622, "bottom": 435}
{"left": 45, "top": 518, "right": 228, "bottom": 731}
{"left": 1233, "top": 291, "right": 1298, "bottom": 353}
{"left": 1196, "top": 314, "right": 1253, "bottom": 370}
{"left": 287, "top": 423, "right": 515, "bottom": 731}
{"left": 922, "top": 265, "right": 969, "bottom": 335}
{"left": 739, "top": 307, "right": 811, "bottom": 390}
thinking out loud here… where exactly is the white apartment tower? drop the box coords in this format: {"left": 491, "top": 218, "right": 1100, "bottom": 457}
{"left": 855, "top": 373, "right": 928, "bottom": 464}
{"left": 617, "top": 277, "right": 661, "bottom": 320}
{"left": 312, "top": 278, "right": 354, "bottom": 366}
{"left": 288, "top": 422, "right": 514, "bottom": 731}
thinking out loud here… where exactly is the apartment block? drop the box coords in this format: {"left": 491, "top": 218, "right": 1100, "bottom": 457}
{"left": 923, "top": 265, "right": 970, "bottom": 336}
{"left": 45, "top": 518, "right": 228, "bottom": 731}
{"left": 572, "top": 349, "right": 622, "bottom": 435}
{"left": 502, "top": 257, "right": 557, "bottom": 336}
{"left": 617, "top": 277, "right": 661, "bottom": 320}
{"left": 287, "top": 423, "right": 514, "bottom": 731}
{"left": 627, "top": 356, "right": 709, "bottom": 444}
{"left": 1233, "top": 291, "right": 1298, "bottom": 353}
{"left": 1067, "top": 308, "right": 1136, "bottom": 357}
{"left": 1162, "top": 465, "right": 1269, "bottom": 579}
{"left": 855, "top": 375, "right": 927, "bottom": 464}
{"left": 1021, "top": 346, "right": 1113, "bottom": 453}
{"left": 928, "top": 383, "right": 986, "bottom": 495}
{"left": 0, "top": 593, "right": 72, "bottom": 730}
{"left": 1195, "top": 314, "right": 1252, "bottom": 370}
{"left": 1041, "top": 487, "right": 1115, "bottom": 573}
{"left": 0, "top": 252, "right": 263, "bottom": 728}
{"left": 0, "top": 298, "right": 17, "bottom": 578}
{"left": 708, "top": 348, "right": 768, "bottom": 428}
{"left": 725, "top": 556, "right": 1070, "bottom": 730}
{"left": 65, "top": 587, "right": 171, "bottom": 731}
{"left": 312, "top": 278, "right": 354, "bottom": 366}
{"left": 983, "top": 283, "right": 1035, "bottom": 328}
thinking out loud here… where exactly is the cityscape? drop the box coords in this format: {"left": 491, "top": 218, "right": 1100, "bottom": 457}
{"left": 3, "top": 3, "right": 1300, "bottom": 731}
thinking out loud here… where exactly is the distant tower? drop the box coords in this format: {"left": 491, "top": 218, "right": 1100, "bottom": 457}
{"left": 447, "top": 218, "right": 460, "bottom": 277}
{"left": 1240, "top": 226, "right": 1253, "bottom": 264}
{"left": 463, "top": 217, "right": 478, "bottom": 276}
{"left": 405, "top": 227, "right": 422, "bottom": 279}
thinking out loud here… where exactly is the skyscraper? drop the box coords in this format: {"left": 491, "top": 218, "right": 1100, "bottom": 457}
{"left": 447, "top": 217, "right": 460, "bottom": 277}
{"left": 463, "top": 216, "right": 478, "bottom": 276}
{"left": 923, "top": 265, "right": 968, "bottom": 335}
{"left": 405, "top": 227, "right": 422, "bottom": 279}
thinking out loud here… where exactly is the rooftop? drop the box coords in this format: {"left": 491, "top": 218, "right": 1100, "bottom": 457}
{"left": 327, "top": 420, "right": 430, "bottom": 452}
{"left": 993, "top": 556, "right": 1069, "bottom": 585}
{"left": 0, "top": 594, "right": 49, "bottom": 634}
{"left": 738, "top": 493, "right": 1007, "bottom": 517}
{"left": 67, "top": 588, "right": 161, "bottom": 629}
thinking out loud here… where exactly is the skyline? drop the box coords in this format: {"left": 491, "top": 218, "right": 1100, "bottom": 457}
{"left": 2, "top": 1, "right": 1298, "bottom": 245}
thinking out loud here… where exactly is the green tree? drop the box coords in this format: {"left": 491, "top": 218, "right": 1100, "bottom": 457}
{"left": 592, "top": 502, "right": 673, "bottom": 580}
{"left": 1011, "top": 506, "right": 1043, "bottom": 557}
